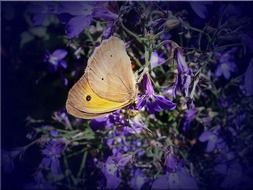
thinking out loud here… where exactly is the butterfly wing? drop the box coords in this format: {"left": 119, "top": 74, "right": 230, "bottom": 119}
{"left": 86, "top": 36, "right": 136, "bottom": 103}
{"left": 66, "top": 105, "right": 109, "bottom": 119}
{"left": 66, "top": 75, "right": 131, "bottom": 119}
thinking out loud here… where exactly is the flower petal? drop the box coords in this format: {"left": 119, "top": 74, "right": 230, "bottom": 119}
{"left": 152, "top": 174, "right": 169, "bottom": 190}
{"left": 66, "top": 15, "right": 92, "bottom": 38}
{"left": 155, "top": 95, "right": 176, "bottom": 110}
{"left": 92, "top": 6, "right": 118, "bottom": 21}
{"left": 90, "top": 116, "right": 108, "bottom": 130}
{"left": 32, "top": 14, "right": 46, "bottom": 26}
{"left": 130, "top": 169, "right": 148, "bottom": 190}
{"left": 146, "top": 100, "right": 162, "bottom": 114}
{"left": 215, "top": 163, "right": 228, "bottom": 175}
{"left": 190, "top": 2, "right": 208, "bottom": 19}
{"left": 136, "top": 96, "right": 147, "bottom": 110}
{"left": 150, "top": 51, "right": 159, "bottom": 69}
{"left": 106, "top": 174, "right": 121, "bottom": 189}
{"left": 52, "top": 49, "right": 68, "bottom": 60}
{"left": 51, "top": 158, "right": 61, "bottom": 176}
{"left": 142, "top": 74, "right": 155, "bottom": 96}
{"left": 102, "top": 22, "right": 113, "bottom": 39}
{"left": 166, "top": 153, "right": 177, "bottom": 170}
{"left": 199, "top": 131, "right": 213, "bottom": 142}
{"left": 118, "top": 154, "right": 132, "bottom": 167}
{"left": 243, "top": 59, "right": 253, "bottom": 96}
{"left": 58, "top": 2, "right": 94, "bottom": 16}
{"left": 177, "top": 167, "right": 198, "bottom": 189}
{"left": 223, "top": 67, "right": 231, "bottom": 80}
{"left": 206, "top": 136, "right": 217, "bottom": 152}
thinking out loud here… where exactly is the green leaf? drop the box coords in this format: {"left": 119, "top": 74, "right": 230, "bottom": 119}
{"left": 20, "top": 31, "right": 34, "bottom": 48}
{"left": 29, "top": 26, "right": 47, "bottom": 38}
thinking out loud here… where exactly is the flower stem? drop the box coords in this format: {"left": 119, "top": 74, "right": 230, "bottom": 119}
{"left": 77, "top": 151, "right": 88, "bottom": 178}
{"left": 120, "top": 19, "right": 144, "bottom": 44}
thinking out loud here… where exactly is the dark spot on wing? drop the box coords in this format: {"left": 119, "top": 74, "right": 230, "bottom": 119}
{"left": 86, "top": 95, "right": 91, "bottom": 101}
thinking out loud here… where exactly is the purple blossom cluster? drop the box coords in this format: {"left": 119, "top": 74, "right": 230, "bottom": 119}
{"left": 2, "top": 1, "right": 253, "bottom": 190}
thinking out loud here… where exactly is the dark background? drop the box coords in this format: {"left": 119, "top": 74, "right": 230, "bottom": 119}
{"left": 1, "top": 1, "right": 253, "bottom": 190}
{"left": 1, "top": 2, "right": 69, "bottom": 189}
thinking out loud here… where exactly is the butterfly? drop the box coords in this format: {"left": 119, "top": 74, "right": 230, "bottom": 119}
{"left": 66, "top": 36, "right": 137, "bottom": 119}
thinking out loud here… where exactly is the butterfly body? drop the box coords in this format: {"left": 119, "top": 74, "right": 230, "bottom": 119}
{"left": 66, "top": 36, "right": 137, "bottom": 119}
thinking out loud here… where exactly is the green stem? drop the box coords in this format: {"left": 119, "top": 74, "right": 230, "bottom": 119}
{"left": 120, "top": 19, "right": 143, "bottom": 44}
{"left": 137, "top": 45, "right": 151, "bottom": 83}
{"left": 66, "top": 149, "right": 86, "bottom": 158}
{"left": 214, "top": 43, "right": 242, "bottom": 51}
{"left": 155, "top": 40, "right": 171, "bottom": 50}
{"left": 63, "top": 154, "right": 77, "bottom": 186}
{"left": 131, "top": 54, "right": 143, "bottom": 68}
{"left": 190, "top": 75, "right": 200, "bottom": 99}
{"left": 77, "top": 151, "right": 88, "bottom": 178}
{"left": 63, "top": 155, "right": 72, "bottom": 187}
{"left": 24, "top": 138, "right": 40, "bottom": 150}
{"left": 182, "top": 21, "right": 211, "bottom": 42}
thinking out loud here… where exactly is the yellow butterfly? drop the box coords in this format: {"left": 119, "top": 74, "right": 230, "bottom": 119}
{"left": 66, "top": 36, "right": 137, "bottom": 119}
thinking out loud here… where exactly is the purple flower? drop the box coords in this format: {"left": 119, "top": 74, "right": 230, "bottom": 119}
{"left": 101, "top": 156, "right": 121, "bottom": 189}
{"left": 90, "top": 116, "right": 112, "bottom": 131}
{"left": 152, "top": 174, "right": 169, "bottom": 190}
{"left": 91, "top": 110, "right": 134, "bottom": 132}
{"left": 242, "top": 59, "right": 253, "bottom": 96}
{"left": 137, "top": 74, "right": 176, "bottom": 114}
{"left": 181, "top": 108, "right": 197, "bottom": 132}
{"left": 25, "top": 171, "right": 55, "bottom": 190}
{"left": 220, "top": 161, "right": 243, "bottom": 189}
{"left": 44, "top": 49, "right": 68, "bottom": 71}
{"left": 160, "top": 32, "right": 172, "bottom": 41}
{"left": 173, "top": 48, "right": 192, "bottom": 97}
{"left": 66, "top": 14, "right": 93, "bottom": 39}
{"left": 108, "top": 110, "right": 128, "bottom": 126}
{"left": 92, "top": 5, "right": 118, "bottom": 21}
{"left": 58, "top": 2, "right": 118, "bottom": 38}
{"left": 152, "top": 166, "right": 198, "bottom": 190}
{"left": 27, "top": 2, "right": 59, "bottom": 26}
{"left": 190, "top": 2, "right": 210, "bottom": 19}
{"left": 115, "top": 153, "right": 133, "bottom": 167}
{"left": 218, "top": 96, "right": 231, "bottom": 109}
{"left": 52, "top": 110, "right": 71, "bottom": 129}
{"left": 41, "top": 138, "right": 65, "bottom": 176}
{"left": 102, "top": 22, "right": 114, "bottom": 39}
{"left": 150, "top": 51, "right": 165, "bottom": 69}
{"left": 2, "top": 149, "right": 22, "bottom": 173}
{"left": 215, "top": 48, "right": 237, "bottom": 80}
{"left": 165, "top": 153, "right": 177, "bottom": 171}
{"left": 214, "top": 163, "right": 228, "bottom": 175}
{"left": 58, "top": 2, "right": 94, "bottom": 38}
{"left": 105, "top": 125, "right": 145, "bottom": 158}
{"left": 168, "top": 166, "right": 198, "bottom": 189}
{"left": 50, "top": 130, "right": 59, "bottom": 137}
{"left": 241, "top": 33, "right": 253, "bottom": 54}
{"left": 233, "top": 113, "right": 246, "bottom": 131}
{"left": 129, "top": 169, "right": 148, "bottom": 190}
{"left": 123, "top": 116, "right": 147, "bottom": 135}
{"left": 199, "top": 131, "right": 218, "bottom": 152}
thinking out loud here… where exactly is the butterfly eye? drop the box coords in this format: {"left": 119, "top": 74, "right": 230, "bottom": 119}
{"left": 86, "top": 95, "right": 92, "bottom": 101}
